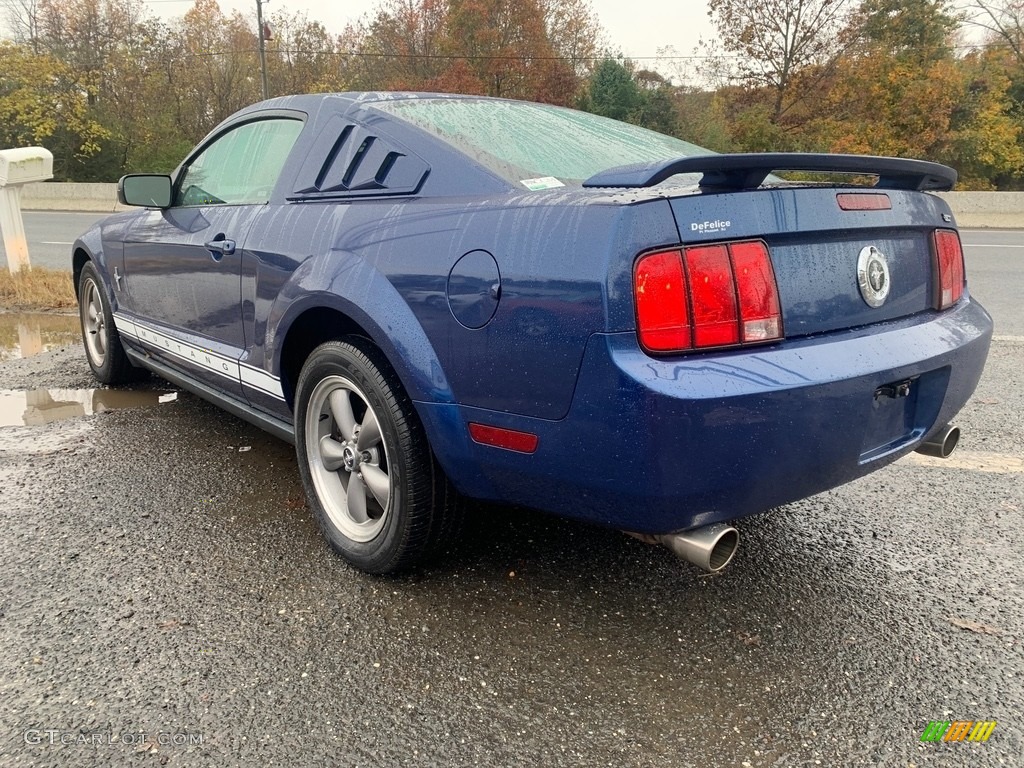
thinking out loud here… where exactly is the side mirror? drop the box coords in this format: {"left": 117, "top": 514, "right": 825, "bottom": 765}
{"left": 118, "top": 174, "right": 173, "bottom": 208}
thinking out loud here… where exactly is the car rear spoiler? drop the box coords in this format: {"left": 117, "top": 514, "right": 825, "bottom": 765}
{"left": 582, "top": 153, "right": 958, "bottom": 192}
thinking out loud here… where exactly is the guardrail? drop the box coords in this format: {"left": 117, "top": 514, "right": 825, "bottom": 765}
{"left": 17, "top": 182, "right": 1024, "bottom": 228}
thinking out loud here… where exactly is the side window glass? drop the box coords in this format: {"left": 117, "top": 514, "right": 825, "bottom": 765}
{"left": 175, "top": 118, "right": 303, "bottom": 207}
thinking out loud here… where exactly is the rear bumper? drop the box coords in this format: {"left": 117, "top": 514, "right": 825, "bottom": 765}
{"left": 419, "top": 298, "right": 992, "bottom": 533}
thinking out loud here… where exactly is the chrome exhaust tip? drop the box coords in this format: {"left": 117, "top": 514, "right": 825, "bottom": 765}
{"left": 915, "top": 424, "right": 960, "bottom": 459}
{"left": 628, "top": 523, "right": 739, "bottom": 572}
{"left": 659, "top": 524, "right": 739, "bottom": 572}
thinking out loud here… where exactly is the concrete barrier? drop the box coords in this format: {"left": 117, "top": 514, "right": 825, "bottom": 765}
{"left": 936, "top": 192, "right": 1024, "bottom": 229}
{"left": 21, "top": 182, "right": 129, "bottom": 213}
{"left": 17, "top": 182, "right": 1024, "bottom": 228}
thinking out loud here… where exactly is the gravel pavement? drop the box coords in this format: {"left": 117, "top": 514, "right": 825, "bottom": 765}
{"left": 0, "top": 320, "right": 1021, "bottom": 767}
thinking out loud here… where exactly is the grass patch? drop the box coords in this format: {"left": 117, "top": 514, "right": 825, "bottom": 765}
{"left": 0, "top": 267, "right": 77, "bottom": 311}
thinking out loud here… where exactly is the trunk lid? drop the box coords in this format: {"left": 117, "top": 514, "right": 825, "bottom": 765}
{"left": 666, "top": 186, "right": 950, "bottom": 338}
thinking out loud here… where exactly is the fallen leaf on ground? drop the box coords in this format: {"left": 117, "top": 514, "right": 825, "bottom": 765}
{"left": 948, "top": 617, "right": 1002, "bottom": 636}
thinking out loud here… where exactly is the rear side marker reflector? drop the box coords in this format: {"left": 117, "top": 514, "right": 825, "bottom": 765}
{"left": 634, "top": 240, "right": 783, "bottom": 354}
{"left": 469, "top": 423, "right": 539, "bottom": 454}
{"left": 933, "top": 229, "right": 965, "bottom": 310}
{"left": 837, "top": 193, "right": 892, "bottom": 211}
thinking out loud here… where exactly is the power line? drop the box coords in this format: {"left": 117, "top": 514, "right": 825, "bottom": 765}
{"left": 139, "top": 43, "right": 1006, "bottom": 63}
{"left": 180, "top": 49, "right": 740, "bottom": 61}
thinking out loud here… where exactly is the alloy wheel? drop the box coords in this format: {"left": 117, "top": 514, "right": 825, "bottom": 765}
{"left": 81, "top": 278, "right": 107, "bottom": 367}
{"left": 304, "top": 375, "right": 393, "bottom": 542}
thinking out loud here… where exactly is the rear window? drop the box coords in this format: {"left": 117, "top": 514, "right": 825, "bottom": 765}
{"left": 372, "top": 98, "right": 712, "bottom": 187}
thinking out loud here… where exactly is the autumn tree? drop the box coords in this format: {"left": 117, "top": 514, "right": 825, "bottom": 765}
{"left": 948, "top": 52, "right": 1024, "bottom": 186}
{"left": 351, "top": 0, "right": 599, "bottom": 103}
{"left": 853, "top": 0, "right": 962, "bottom": 63}
{"left": 2, "top": 0, "right": 1022, "bottom": 187}
{"left": 432, "top": 0, "right": 567, "bottom": 101}
{"left": 265, "top": 11, "right": 347, "bottom": 95}
{"left": 168, "top": 0, "right": 261, "bottom": 139}
{"left": 540, "top": 0, "right": 602, "bottom": 78}
{"left": 106, "top": 21, "right": 197, "bottom": 173}
{"left": 350, "top": 0, "right": 450, "bottom": 91}
{"left": 0, "top": 41, "right": 108, "bottom": 178}
{"left": 1, "top": 0, "right": 187, "bottom": 176}
{"left": 705, "top": 0, "right": 850, "bottom": 122}
{"left": 965, "top": 3, "right": 1024, "bottom": 187}
{"left": 26, "top": 0, "right": 151, "bottom": 104}
{"left": 804, "top": 0, "right": 1022, "bottom": 187}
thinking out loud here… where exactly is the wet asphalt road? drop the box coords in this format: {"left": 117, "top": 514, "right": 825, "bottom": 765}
{"left": 0, "top": 238, "right": 1022, "bottom": 766}
{"left": 0, "top": 212, "right": 106, "bottom": 271}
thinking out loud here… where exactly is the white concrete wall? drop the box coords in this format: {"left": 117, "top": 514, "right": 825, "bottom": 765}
{"left": 936, "top": 192, "right": 1024, "bottom": 229}
{"left": 21, "top": 182, "right": 128, "bottom": 213}
{"left": 17, "top": 182, "right": 1024, "bottom": 228}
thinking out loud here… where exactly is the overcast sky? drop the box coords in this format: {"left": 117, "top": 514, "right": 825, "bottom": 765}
{"left": 143, "top": 0, "right": 716, "bottom": 63}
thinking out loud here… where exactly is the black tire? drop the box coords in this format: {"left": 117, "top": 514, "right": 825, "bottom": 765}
{"left": 295, "top": 339, "right": 461, "bottom": 574}
{"left": 78, "top": 261, "right": 139, "bottom": 385}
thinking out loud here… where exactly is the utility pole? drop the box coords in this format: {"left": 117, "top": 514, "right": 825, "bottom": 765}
{"left": 256, "top": 0, "right": 270, "bottom": 100}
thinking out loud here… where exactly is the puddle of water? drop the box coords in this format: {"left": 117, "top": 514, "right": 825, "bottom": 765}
{"left": 0, "top": 312, "right": 80, "bottom": 361}
{"left": 0, "top": 388, "right": 170, "bottom": 427}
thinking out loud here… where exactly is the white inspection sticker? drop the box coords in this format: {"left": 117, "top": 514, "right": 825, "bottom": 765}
{"left": 521, "top": 176, "right": 565, "bottom": 191}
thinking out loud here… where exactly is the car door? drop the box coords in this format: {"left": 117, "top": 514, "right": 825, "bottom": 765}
{"left": 120, "top": 116, "right": 304, "bottom": 398}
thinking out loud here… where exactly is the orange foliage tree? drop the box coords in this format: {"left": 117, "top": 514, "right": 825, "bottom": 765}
{"left": 348, "top": 0, "right": 600, "bottom": 105}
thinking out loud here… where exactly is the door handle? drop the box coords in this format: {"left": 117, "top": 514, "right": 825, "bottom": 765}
{"left": 204, "top": 237, "right": 236, "bottom": 257}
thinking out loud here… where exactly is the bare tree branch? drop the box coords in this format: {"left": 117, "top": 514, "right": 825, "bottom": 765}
{"left": 965, "top": 1, "right": 1024, "bottom": 62}
{"left": 705, "top": 0, "right": 850, "bottom": 121}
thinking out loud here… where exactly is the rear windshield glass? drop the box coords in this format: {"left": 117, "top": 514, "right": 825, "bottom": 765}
{"left": 372, "top": 98, "right": 712, "bottom": 187}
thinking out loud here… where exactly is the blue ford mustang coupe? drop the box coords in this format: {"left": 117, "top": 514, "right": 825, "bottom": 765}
{"left": 73, "top": 93, "right": 992, "bottom": 574}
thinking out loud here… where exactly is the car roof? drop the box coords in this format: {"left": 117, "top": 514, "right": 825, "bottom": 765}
{"left": 241, "top": 91, "right": 518, "bottom": 115}
{"left": 221, "top": 93, "right": 709, "bottom": 202}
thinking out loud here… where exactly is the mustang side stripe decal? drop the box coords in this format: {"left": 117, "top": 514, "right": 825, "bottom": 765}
{"left": 114, "top": 314, "right": 140, "bottom": 339}
{"left": 132, "top": 325, "right": 240, "bottom": 383}
{"left": 112, "top": 312, "right": 285, "bottom": 399}
{"left": 239, "top": 366, "right": 286, "bottom": 399}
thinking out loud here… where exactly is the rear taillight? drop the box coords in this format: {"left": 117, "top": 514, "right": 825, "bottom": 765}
{"left": 634, "top": 249, "right": 691, "bottom": 351}
{"left": 686, "top": 245, "right": 739, "bottom": 347}
{"left": 634, "top": 240, "right": 783, "bottom": 354}
{"left": 730, "top": 241, "right": 783, "bottom": 342}
{"left": 933, "top": 229, "right": 965, "bottom": 310}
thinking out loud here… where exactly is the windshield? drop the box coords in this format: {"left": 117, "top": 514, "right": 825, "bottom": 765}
{"left": 372, "top": 98, "right": 713, "bottom": 188}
